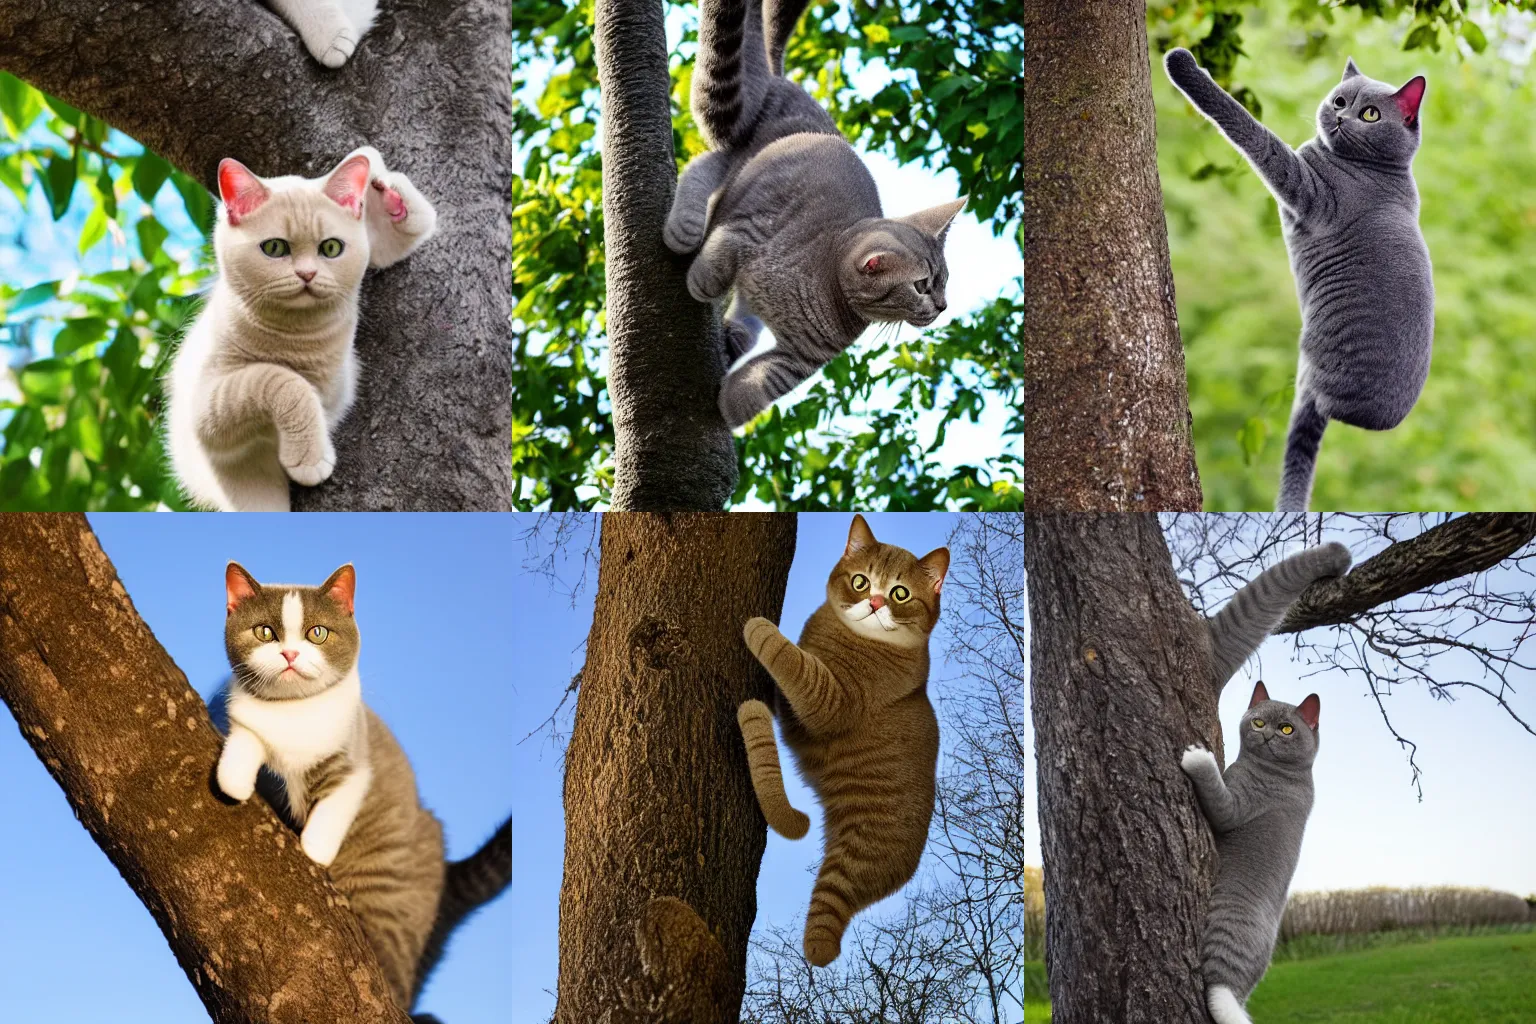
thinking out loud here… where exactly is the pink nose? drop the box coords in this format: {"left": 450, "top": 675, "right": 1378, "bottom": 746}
{"left": 281, "top": 650, "right": 299, "bottom": 666}
{"left": 296, "top": 269, "right": 316, "bottom": 283}
{"left": 869, "top": 594, "right": 886, "bottom": 611}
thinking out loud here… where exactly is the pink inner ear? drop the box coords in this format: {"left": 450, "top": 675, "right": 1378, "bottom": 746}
{"left": 327, "top": 565, "right": 357, "bottom": 615}
{"left": 1298, "top": 694, "right": 1321, "bottom": 730}
{"left": 1394, "top": 76, "right": 1426, "bottom": 121}
{"left": 861, "top": 255, "right": 882, "bottom": 274}
{"left": 225, "top": 563, "right": 258, "bottom": 616}
{"left": 323, "top": 155, "right": 371, "bottom": 218}
{"left": 1249, "top": 680, "right": 1270, "bottom": 708}
{"left": 218, "top": 160, "right": 269, "bottom": 226}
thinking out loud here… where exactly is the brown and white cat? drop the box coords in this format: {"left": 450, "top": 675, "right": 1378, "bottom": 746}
{"left": 737, "top": 514, "right": 948, "bottom": 965}
{"left": 215, "top": 562, "right": 509, "bottom": 1015}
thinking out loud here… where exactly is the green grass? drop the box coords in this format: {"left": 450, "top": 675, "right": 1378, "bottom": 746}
{"left": 1273, "top": 923, "right": 1535, "bottom": 962}
{"left": 1247, "top": 931, "right": 1536, "bottom": 1022}
{"left": 1024, "top": 961, "right": 1050, "bottom": 1022}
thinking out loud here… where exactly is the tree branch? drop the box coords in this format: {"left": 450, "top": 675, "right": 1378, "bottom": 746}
{"left": 595, "top": 0, "right": 737, "bottom": 511}
{"left": 0, "top": 514, "right": 409, "bottom": 1023}
{"left": 1278, "top": 513, "right": 1536, "bottom": 633}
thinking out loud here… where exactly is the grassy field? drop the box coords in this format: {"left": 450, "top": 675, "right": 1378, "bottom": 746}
{"left": 1024, "top": 961, "right": 1049, "bottom": 1022}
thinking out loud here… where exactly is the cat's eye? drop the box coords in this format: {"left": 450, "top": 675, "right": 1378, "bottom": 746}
{"left": 851, "top": 573, "right": 870, "bottom": 592}
{"left": 1280, "top": 724, "right": 1294, "bottom": 735}
{"left": 890, "top": 584, "right": 912, "bottom": 603}
{"left": 1333, "top": 96, "right": 1346, "bottom": 108}
{"left": 913, "top": 278, "right": 930, "bottom": 295}
{"left": 307, "top": 625, "right": 330, "bottom": 644}
{"left": 260, "top": 239, "right": 290, "bottom": 258}
{"left": 1251, "top": 718, "right": 1265, "bottom": 729}
{"left": 319, "top": 238, "right": 345, "bottom": 258}
{"left": 1361, "top": 106, "right": 1380, "bottom": 122}
{"left": 253, "top": 625, "right": 276, "bottom": 643}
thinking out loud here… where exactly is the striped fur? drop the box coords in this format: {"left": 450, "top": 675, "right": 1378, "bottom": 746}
{"left": 1277, "top": 396, "right": 1329, "bottom": 512}
{"left": 1206, "top": 542, "right": 1352, "bottom": 688}
{"left": 737, "top": 699, "right": 811, "bottom": 839}
{"left": 738, "top": 516, "right": 947, "bottom": 966}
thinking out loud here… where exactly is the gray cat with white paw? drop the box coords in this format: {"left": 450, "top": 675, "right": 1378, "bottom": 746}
{"left": 1164, "top": 48, "right": 1434, "bottom": 511}
{"left": 667, "top": 0, "right": 966, "bottom": 429}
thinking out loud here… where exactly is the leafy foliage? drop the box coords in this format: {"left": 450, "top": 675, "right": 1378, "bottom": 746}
{"left": 510, "top": 0, "right": 1021, "bottom": 510}
{"left": 0, "top": 73, "right": 210, "bottom": 510}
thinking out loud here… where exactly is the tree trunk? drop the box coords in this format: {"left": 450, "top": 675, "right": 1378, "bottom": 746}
{"left": 1023, "top": 0, "right": 1201, "bottom": 511}
{"left": 556, "top": 513, "right": 796, "bottom": 1022}
{"left": 0, "top": 0, "right": 512, "bottom": 510}
{"left": 594, "top": 0, "right": 738, "bottom": 511}
{"left": 1025, "top": 513, "right": 1217, "bottom": 1022}
{"left": 0, "top": 513, "right": 409, "bottom": 1023}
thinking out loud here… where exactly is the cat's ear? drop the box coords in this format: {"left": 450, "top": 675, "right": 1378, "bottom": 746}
{"left": 857, "top": 251, "right": 894, "bottom": 275}
{"left": 225, "top": 562, "right": 261, "bottom": 615}
{"left": 899, "top": 196, "right": 967, "bottom": 243}
{"left": 1342, "top": 57, "right": 1362, "bottom": 81}
{"left": 1248, "top": 680, "right": 1270, "bottom": 708}
{"left": 918, "top": 547, "right": 950, "bottom": 595}
{"left": 218, "top": 159, "right": 270, "bottom": 226}
{"left": 1393, "top": 76, "right": 1426, "bottom": 123}
{"left": 1298, "top": 694, "right": 1321, "bottom": 731}
{"left": 846, "top": 514, "right": 878, "bottom": 554}
{"left": 320, "top": 564, "right": 356, "bottom": 615}
{"left": 322, "top": 153, "right": 372, "bottom": 218}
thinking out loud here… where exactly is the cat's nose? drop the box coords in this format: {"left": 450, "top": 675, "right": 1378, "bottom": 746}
{"left": 296, "top": 269, "right": 317, "bottom": 283}
{"left": 934, "top": 300, "right": 947, "bottom": 313}
{"left": 281, "top": 649, "right": 299, "bottom": 666}
{"left": 869, "top": 594, "right": 886, "bottom": 610}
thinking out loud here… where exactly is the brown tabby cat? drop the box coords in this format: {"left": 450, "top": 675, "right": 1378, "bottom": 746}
{"left": 738, "top": 514, "right": 948, "bottom": 966}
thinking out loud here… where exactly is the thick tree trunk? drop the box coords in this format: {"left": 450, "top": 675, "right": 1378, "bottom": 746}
{"left": 556, "top": 513, "right": 796, "bottom": 1022}
{"left": 1023, "top": 0, "right": 1201, "bottom": 511}
{"left": 594, "top": 0, "right": 738, "bottom": 511}
{"left": 0, "top": 514, "right": 409, "bottom": 1023}
{"left": 0, "top": 0, "right": 512, "bottom": 510}
{"left": 1025, "top": 513, "right": 1218, "bottom": 1023}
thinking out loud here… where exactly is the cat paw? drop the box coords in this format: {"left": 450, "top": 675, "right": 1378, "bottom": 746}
{"left": 314, "top": 25, "right": 358, "bottom": 68}
{"left": 743, "top": 616, "right": 777, "bottom": 648}
{"left": 281, "top": 435, "right": 337, "bottom": 488}
{"left": 686, "top": 257, "right": 729, "bottom": 305}
{"left": 1181, "top": 744, "right": 1219, "bottom": 774}
{"left": 216, "top": 763, "right": 255, "bottom": 803}
{"left": 301, "top": 825, "right": 343, "bottom": 867}
{"left": 664, "top": 211, "right": 707, "bottom": 255}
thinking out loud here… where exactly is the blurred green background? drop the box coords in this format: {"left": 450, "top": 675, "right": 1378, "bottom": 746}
{"left": 1153, "top": 2, "right": 1536, "bottom": 510}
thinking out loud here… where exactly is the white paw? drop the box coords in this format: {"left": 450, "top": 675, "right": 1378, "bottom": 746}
{"left": 316, "top": 27, "right": 358, "bottom": 68}
{"left": 1181, "top": 744, "right": 1219, "bottom": 774}
{"left": 281, "top": 432, "right": 336, "bottom": 488}
{"left": 216, "top": 762, "right": 255, "bottom": 803}
{"left": 301, "top": 824, "right": 343, "bottom": 867}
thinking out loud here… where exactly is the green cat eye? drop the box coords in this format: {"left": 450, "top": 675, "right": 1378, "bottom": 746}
{"left": 260, "top": 238, "right": 290, "bottom": 258}
{"left": 1251, "top": 718, "right": 1265, "bottom": 729}
{"left": 319, "top": 238, "right": 344, "bottom": 258}
{"left": 307, "top": 625, "right": 330, "bottom": 644}
{"left": 1280, "top": 724, "right": 1294, "bottom": 735}
{"left": 851, "top": 573, "right": 870, "bottom": 592}
{"left": 1361, "top": 106, "right": 1380, "bottom": 122}
{"left": 890, "top": 584, "right": 912, "bottom": 603}
{"left": 253, "top": 625, "right": 276, "bottom": 642}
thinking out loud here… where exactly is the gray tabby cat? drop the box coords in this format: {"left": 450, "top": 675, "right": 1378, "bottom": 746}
{"left": 1181, "top": 681, "right": 1321, "bottom": 1024}
{"left": 215, "top": 562, "right": 510, "bottom": 1021}
{"left": 1164, "top": 49, "right": 1433, "bottom": 511}
{"left": 667, "top": 0, "right": 966, "bottom": 428}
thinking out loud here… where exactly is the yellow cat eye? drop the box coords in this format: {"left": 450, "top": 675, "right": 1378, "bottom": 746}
{"left": 891, "top": 584, "right": 912, "bottom": 603}
{"left": 1281, "top": 724, "right": 1294, "bottom": 735}
{"left": 253, "top": 625, "right": 276, "bottom": 643}
{"left": 260, "top": 238, "right": 290, "bottom": 258}
{"left": 1361, "top": 106, "right": 1380, "bottom": 122}
{"left": 851, "top": 573, "right": 870, "bottom": 592}
{"left": 307, "top": 625, "right": 330, "bottom": 644}
{"left": 319, "top": 238, "right": 344, "bottom": 258}
{"left": 1251, "top": 718, "right": 1265, "bottom": 729}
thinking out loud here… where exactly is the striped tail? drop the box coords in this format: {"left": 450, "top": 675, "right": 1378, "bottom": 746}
{"left": 737, "top": 700, "right": 810, "bottom": 839}
{"left": 1206, "top": 542, "right": 1352, "bottom": 687}
{"left": 765, "top": 0, "right": 812, "bottom": 75}
{"left": 1276, "top": 395, "right": 1328, "bottom": 512}
{"left": 692, "top": 0, "right": 770, "bottom": 149}
{"left": 410, "top": 816, "right": 512, "bottom": 1005}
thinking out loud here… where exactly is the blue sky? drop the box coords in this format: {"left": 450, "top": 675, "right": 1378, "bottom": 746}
{"left": 0, "top": 514, "right": 516, "bottom": 1022}
{"left": 1023, "top": 534, "right": 1536, "bottom": 901}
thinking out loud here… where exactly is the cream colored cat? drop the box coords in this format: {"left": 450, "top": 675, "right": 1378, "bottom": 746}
{"left": 165, "top": 147, "right": 436, "bottom": 511}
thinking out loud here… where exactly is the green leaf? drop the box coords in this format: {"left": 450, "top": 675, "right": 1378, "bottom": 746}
{"left": 0, "top": 72, "right": 42, "bottom": 135}
{"left": 1461, "top": 20, "right": 1487, "bottom": 55}
{"left": 7, "top": 281, "right": 59, "bottom": 313}
{"left": 1403, "top": 23, "right": 1439, "bottom": 52}
{"left": 40, "top": 153, "right": 78, "bottom": 220}
{"left": 78, "top": 205, "right": 108, "bottom": 255}
{"left": 136, "top": 216, "right": 169, "bottom": 261}
{"left": 132, "top": 152, "right": 172, "bottom": 203}
{"left": 172, "top": 172, "right": 215, "bottom": 236}
{"left": 52, "top": 317, "right": 110, "bottom": 357}
{"left": 43, "top": 94, "right": 83, "bottom": 127}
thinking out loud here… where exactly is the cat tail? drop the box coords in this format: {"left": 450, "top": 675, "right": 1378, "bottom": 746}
{"left": 692, "top": 0, "right": 771, "bottom": 148}
{"left": 1205, "top": 541, "right": 1352, "bottom": 689}
{"left": 737, "top": 699, "right": 811, "bottom": 839}
{"left": 411, "top": 816, "right": 512, "bottom": 1003}
{"left": 1206, "top": 985, "right": 1254, "bottom": 1024}
{"left": 1276, "top": 395, "right": 1328, "bottom": 512}
{"left": 765, "top": 0, "right": 813, "bottom": 75}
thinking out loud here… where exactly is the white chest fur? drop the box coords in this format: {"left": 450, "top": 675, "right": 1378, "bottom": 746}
{"left": 226, "top": 668, "right": 363, "bottom": 777}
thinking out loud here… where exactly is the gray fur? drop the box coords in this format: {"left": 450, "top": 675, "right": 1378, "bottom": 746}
{"left": 669, "top": 0, "right": 965, "bottom": 428}
{"left": 1205, "top": 542, "right": 1352, "bottom": 688}
{"left": 1164, "top": 48, "right": 1434, "bottom": 511}
{"left": 1181, "top": 683, "right": 1321, "bottom": 1008}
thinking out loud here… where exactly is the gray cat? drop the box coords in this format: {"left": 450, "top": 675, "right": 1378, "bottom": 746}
{"left": 1181, "top": 681, "right": 1320, "bottom": 1024}
{"left": 666, "top": 0, "right": 967, "bottom": 428}
{"left": 1164, "top": 49, "right": 1433, "bottom": 511}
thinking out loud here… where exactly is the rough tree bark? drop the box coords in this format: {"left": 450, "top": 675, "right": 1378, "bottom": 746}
{"left": 556, "top": 513, "right": 796, "bottom": 1022}
{"left": 0, "top": 514, "right": 409, "bottom": 1023}
{"left": 595, "top": 0, "right": 738, "bottom": 511}
{"left": 1023, "top": 0, "right": 1201, "bottom": 511}
{"left": 0, "top": 0, "right": 512, "bottom": 510}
